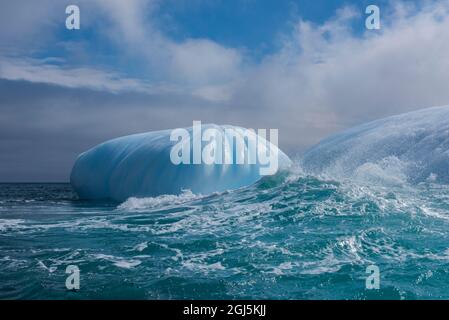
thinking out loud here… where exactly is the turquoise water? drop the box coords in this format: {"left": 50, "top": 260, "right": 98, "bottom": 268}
{"left": 1, "top": 169, "right": 449, "bottom": 299}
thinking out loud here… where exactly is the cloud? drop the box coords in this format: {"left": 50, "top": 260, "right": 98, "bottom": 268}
{"left": 0, "top": 0, "right": 62, "bottom": 54}
{"left": 169, "top": 39, "right": 242, "bottom": 85}
{"left": 225, "top": 1, "right": 449, "bottom": 149}
{"left": 91, "top": 0, "right": 243, "bottom": 86}
{"left": 0, "top": 0, "right": 244, "bottom": 89}
{"left": 0, "top": 56, "right": 178, "bottom": 94}
{"left": 3, "top": 0, "right": 449, "bottom": 181}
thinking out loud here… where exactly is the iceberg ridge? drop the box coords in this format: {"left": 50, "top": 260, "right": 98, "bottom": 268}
{"left": 302, "top": 106, "right": 449, "bottom": 184}
{"left": 70, "top": 124, "right": 291, "bottom": 201}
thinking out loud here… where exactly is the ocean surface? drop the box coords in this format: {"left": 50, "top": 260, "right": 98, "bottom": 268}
{"left": 2, "top": 166, "right": 449, "bottom": 299}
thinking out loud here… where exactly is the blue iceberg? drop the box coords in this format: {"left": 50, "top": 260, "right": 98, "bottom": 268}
{"left": 71, "top": 124, "right": 291, "bottom": 201}
{"left": 302, "top": 106, "right": 449, "bottom": 184}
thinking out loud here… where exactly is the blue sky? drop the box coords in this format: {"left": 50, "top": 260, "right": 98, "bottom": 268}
{"left": 7, "top": 0, "right": 390, "bottom": 79}
{"left": 27, "top": 1, "right": 372, "bottom": 74}
{"left": 155, "top": 0, "right": 343, "bottom": 55}
{"left": 1, "top": 0, "right": 449, "bottom": 181}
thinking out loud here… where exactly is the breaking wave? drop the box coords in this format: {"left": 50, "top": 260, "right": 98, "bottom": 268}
{"left": 3, "top": 107, "right": 449, "bottom": 299}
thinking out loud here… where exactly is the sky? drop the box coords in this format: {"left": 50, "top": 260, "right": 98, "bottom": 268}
{"left": 1, "top": 0, "right": 449, "bottom": 182}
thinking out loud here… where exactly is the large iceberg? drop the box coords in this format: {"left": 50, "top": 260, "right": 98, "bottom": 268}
{"left": 302, "top": 106, "right": 449, "bottom": 184}
{"left": 71, "top": 124, "right": 291, "bottom": 201}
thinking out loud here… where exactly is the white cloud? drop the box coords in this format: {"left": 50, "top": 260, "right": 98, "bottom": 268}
{"left": 192, "top": 84, "right": 232, "bottom": 103}
{"left": 0, "top": 57, "right": 177, "bottom": 95}
{"left": 169, "top": 39, "right": 242, "bottom": 85}
{"left": 91, "top": 0, "right": 243, "bottom": 86}
{"left": 2, "top": 0, "right": 449, "bottom": 153}
{"left": 0, "top": 0, "right": 244, "bottom": 99}
{"left": 225, "top": 1, "right": 449, "bottom": 150}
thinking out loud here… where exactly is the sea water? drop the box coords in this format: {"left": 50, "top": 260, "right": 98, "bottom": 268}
{"left": 1, "top": 165, "right": 449, "bottom": 299}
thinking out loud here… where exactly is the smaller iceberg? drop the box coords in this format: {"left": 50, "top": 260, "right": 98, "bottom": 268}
{"left": 71, "top": 124, "right": 291, "bottom": 201}
{"left": 302, "top": 106, "right": 449, "bottom": 184}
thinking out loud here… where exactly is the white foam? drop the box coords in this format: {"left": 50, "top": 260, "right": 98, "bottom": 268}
{"left": 303, "top": 105, "right": 449, "bottom": 184}
{"left": 37, "top": 260, "right": 57, "bottom": 273}
{"left": 92, "top": 253, "right": 141, "bottom": 269}
{"left": 0, "top": 219, "right": 25, "bottom": 232}
{"left": 117, "top": 190, "right": 200, "bottom": 211}
{"left": 133, "top": 242, "right": 148, "bottom": 252}
{"left": 352, "top": 156, "right": 408, "bottom": 186}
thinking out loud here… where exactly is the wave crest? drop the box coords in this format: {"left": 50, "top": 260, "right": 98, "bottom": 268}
{"left": 117, "top": 189, "right": 201, "bottom": 211}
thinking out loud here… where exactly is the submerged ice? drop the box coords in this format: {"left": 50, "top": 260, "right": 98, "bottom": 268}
{"left": 302, "top": 106, "right": 449, "bottom": 184}
{"left": 70, "top": 124, "right": 291, "bottom": 201}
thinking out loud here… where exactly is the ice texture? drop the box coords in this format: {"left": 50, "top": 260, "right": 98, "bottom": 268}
{"left": 71, "top": 124, "right": 291, "bottom": 201}
{"left": 302, "top": 106, "right": 449, "bottom": 184}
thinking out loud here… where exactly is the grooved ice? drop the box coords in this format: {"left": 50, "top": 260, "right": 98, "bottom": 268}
{"left": 302, "top": 106, "right": 449, "bottom": 183}
{"left": 70, "top": 124, "right": 291, "bottom": 201}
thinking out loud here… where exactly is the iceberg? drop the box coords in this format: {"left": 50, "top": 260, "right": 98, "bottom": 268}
{"left": 71, "top": 124, "right": 291, "bottom": 201}
{"left": 302, "top": 106, "right": 449, "bottom": 184}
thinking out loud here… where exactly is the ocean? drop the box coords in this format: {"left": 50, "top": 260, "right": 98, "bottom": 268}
{"left": 1, "top": 166, "right": 449, "bottom": 300}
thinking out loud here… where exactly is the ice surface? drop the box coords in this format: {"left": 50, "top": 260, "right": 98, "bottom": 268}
{"left": 302, "top": 106, "right": 449, "bottom": 184}
{"left": 71, "top": 124, "right": 291, "bottom": 201}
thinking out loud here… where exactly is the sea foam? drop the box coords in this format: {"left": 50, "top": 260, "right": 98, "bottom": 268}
{"left": 302, "top": 106, "right": 449, "bottom": 184}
